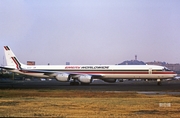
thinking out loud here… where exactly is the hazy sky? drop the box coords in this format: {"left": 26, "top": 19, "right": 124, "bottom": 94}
{"left": 0, "top": 0, "right": 180, "bottom": 65}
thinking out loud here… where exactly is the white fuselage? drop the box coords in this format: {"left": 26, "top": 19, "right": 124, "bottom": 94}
{"left": 9, "top": 65, "right": 177, "bottom": 79}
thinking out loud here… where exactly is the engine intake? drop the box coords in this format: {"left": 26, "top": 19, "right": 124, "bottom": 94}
{"left": 56, "top": 73, "right": 70, "bottom": 82}
{"left": 78, "top": 75, "right": 92, "bottom": 83}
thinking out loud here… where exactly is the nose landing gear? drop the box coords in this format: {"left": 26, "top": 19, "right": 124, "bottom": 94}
{"left": 157, "top": 79, "right": 161, "bottom": 86}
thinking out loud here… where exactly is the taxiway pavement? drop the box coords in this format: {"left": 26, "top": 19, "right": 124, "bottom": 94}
{"left": 0, "top": 79, "right": 180, "bottom": 92}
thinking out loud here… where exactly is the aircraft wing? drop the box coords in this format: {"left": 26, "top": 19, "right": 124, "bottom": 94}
{"left": 20, "top": 68, "right": 104, "bottom": 78}
{"left": 0, "top": 66, "right": 16, "bottom": 70}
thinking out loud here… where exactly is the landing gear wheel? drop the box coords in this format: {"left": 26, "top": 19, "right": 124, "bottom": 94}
{"left": 157, "top": 79, "right": 161, "bottom": 86}
{"left": 157, "top": 82, "right": 161, "bottom": 86}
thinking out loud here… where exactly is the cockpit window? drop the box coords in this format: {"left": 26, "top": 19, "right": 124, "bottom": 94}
{"left": 163, "top": 67, "right": 171, "bottom": 71}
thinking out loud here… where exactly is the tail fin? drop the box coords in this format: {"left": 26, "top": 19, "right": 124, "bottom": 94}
{"left": 4, "top": 46, "right": 23, "bottom": 69}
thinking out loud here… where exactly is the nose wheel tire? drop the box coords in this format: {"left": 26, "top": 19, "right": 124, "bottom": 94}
{"left": 157, "top": 82, "right": 161, "bottom": 86}
{"left": 157, "top": 79, "right": 161, "bottom": 86}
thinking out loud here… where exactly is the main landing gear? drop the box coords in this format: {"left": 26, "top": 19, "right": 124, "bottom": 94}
{"left": 69, "top": 78, "right": 79, "bottom": 85}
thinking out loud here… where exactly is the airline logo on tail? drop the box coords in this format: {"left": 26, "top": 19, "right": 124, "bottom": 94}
{"left": 4, "top": 46, "right": 10, "bottom": 51}
{"left": 4, "top": 46, "right": 22, "bottom": 70}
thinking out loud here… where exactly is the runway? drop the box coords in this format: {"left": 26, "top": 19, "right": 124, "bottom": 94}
{"left": 0, "top": 79, "right": 180, "bottom": 93}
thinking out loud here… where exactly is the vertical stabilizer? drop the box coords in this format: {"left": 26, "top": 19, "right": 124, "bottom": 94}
{"left": 4, "top": 46, "right": 23, "bottom": 69}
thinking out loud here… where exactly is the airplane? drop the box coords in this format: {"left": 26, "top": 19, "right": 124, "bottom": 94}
{"left": 0, "top": 46, "right": 177, "bottom": 85}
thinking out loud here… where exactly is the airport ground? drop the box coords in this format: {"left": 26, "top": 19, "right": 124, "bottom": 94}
{"left": 0, "top": 79, "right": 180, "bottom": 92}
{"left": 0, "top": 79, "right": 180, "bottom": 117}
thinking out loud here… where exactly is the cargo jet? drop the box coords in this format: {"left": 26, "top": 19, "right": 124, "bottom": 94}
{"left": 0, "top": 46, "right": 177, "bottom": 85}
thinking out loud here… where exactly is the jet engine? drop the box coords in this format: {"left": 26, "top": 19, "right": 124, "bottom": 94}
{"left": 102, "top": 79, "right": 117, "bottom": 83}
{"left": 56, "top": 73, "right": 70, "bottom": 82}
{"left": 78, "top": 75, "right": 93, "bottom": 83}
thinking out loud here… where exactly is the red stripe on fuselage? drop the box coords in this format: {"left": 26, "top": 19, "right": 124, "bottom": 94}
{"left": 19, "top": 70, "right": 176, "bottom": 75}
{"left": 4, "top": 46, "right": 10, "bottom": 50}
{"left": 72, "top": 71, "right": 175, "bottom": 74}
{"left": 152, "top": 71, "right": 176, "bottom": 74}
